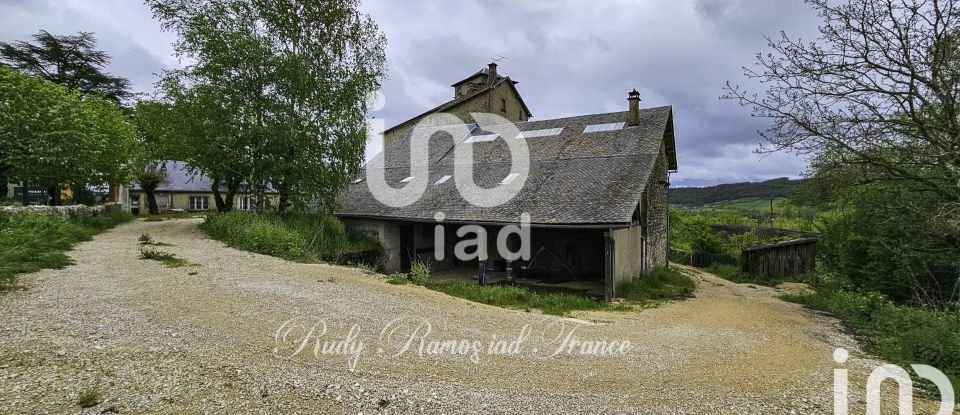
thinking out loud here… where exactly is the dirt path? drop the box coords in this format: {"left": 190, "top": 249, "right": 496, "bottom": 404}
{"left": 0, "top": 219, "right": 948, "bottom": 414}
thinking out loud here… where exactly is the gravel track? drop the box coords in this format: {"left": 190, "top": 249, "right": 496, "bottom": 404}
{"left": 0, "top": 218, "right": 949, "bottom": 414}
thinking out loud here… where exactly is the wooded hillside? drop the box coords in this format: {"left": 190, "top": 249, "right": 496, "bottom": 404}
{"left": 669, "top": 178, "right": 801, "bottom": 207}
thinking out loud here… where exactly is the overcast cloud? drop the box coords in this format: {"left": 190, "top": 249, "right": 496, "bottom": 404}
{"left": 0, "top": 0, "right": 822, "bottom": 187}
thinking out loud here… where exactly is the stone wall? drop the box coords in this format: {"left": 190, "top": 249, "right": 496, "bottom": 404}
{"left": 644, "top": 145, "right": 670, "bottom": 270}
{"left": 382, "top": 81, "right": 528, "bottom": 148}
{"left": 0, "top": 202, "right": 122, "bottom": 218}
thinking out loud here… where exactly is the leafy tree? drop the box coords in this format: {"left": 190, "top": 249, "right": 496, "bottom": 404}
{"left": 147, "top": 0, "right": 386, "bottom": 214}
{"left": 0, "top": 30, "right": 132, "bottom": 105}
{"left": 0, "top": 66, "right": 137, "bottom": 204}
{"left": 724, "top": 0, "right": 960, "bottom": 306}
{"left": 136, "top": 162, "right": 169, "bottom": 215}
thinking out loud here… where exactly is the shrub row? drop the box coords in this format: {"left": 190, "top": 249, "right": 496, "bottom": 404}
{"left": 200, "top": 211, "right": 381, "bottom": 265}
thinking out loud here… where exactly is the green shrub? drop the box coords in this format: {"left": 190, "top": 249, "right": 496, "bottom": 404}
{"left": 409, "top": 261, "right": 430, "bottom": 285}
{"left": 616, "top": 267, "right": 696, "bottom": 302}
{"left": 783, "top": 288, "right": 960, "bottom": 389}
{"left": 0, "top": 210, "right": 132, "bottom": 288}
{"left": 76, "top": 386, "right": 99, "bottom": 408}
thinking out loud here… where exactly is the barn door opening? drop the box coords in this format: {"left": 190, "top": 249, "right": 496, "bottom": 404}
{"left": 400, "top": 225, "right": 414, "bottom": 273}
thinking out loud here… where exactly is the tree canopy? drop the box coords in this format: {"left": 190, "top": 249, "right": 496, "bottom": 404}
{"left": 0, "top": 66, "right": 138, "bottom": 191}
{"left": 144, "top": 0, "right": 387, "bottom": 213}
{"left": 0, "top": 30, "right": 133, "bottom": 105}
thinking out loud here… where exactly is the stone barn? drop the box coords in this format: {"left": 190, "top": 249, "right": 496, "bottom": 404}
{"left": 337, "top": 92, "right": 678, "bottom": 300}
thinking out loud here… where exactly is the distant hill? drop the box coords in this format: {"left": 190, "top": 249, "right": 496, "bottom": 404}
{"left": 669, "top": 178, "right": 802, "bottom": 207}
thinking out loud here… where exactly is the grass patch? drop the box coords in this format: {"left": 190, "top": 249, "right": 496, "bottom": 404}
{"left": 385, "top": 273, "right": 410, "bottom": 285}
{"left": 201, "top": 211, "right": 381, "bottom": 265}
{"left": 703, "top": 263, "right": 813, "bottom": 286}
{"left": 702, "top": 263, "right": 749, "bottom": 283}
{"left": 428, "top": 281, "right": 607, "bottom": 316}
{"left": 616, "top": 267, "right": 696, "bottom": 302}
{"left": 783, "top": 287, "right": 960, "bottom": 391}
{"left": 138, "top": 233, "right": 172, "bottom": 246}
{"left": 423, "top": 267, "right": 696, "bottom": 316}
{"left": 138, "top": 246, "right": 191, "bottom": 268}
{"left": 0, "top": 209, "right": 132, "bottom": 289}
{"left": 76, "top": 386, "right": 99, "bottom": 408}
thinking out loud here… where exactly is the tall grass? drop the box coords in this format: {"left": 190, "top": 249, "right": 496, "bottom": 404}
{"left": 616, "top": 267, "right": 696, "bottom": 302}
{"left": 428, "top": 267, "right": 696, "bottom": 316}
{"left": 783, "top": 287, "right": 960, "bottom": 391}
{"left": 429, "top": 281, "right": 607, "bottom": 316}
{"left": 201, "top": 211, "right": 380, "bottom": 263}
{"left": 0, "top": 209, "right": 133, "bottom": 288}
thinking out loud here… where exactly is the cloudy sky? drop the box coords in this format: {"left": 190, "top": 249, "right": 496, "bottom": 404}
{"left": 0, "top": 0, "right": 822, "bottom": 187}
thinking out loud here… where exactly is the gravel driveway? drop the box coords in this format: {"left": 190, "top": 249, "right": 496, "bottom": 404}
{"left": 0, "top": 219, "right": 948, "bottom": 414}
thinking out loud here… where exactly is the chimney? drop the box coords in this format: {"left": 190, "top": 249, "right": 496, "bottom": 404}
{"left": 487, "top": 62, "right": 498, "bottom": 86}
{"left": 627, "top": 89, "right": 641, "bottom": 126}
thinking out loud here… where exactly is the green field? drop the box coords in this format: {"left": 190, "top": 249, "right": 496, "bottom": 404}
{"left": 701, "top": 197, "right": 787, "bottom": 211}
{"left": 673, "top": 197, "right": 788, "bottom": 212}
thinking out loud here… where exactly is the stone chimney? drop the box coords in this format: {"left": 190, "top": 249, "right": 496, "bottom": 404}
{"left": 627, "top": 89, "right": 641, "bottom": 126}
{"left": 487, "top": 62, "right": 498, "bottom": 86}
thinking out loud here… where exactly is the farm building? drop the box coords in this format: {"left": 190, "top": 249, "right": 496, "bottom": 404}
{"left": 337, "top": 70, "right": 678, "bottom": 300}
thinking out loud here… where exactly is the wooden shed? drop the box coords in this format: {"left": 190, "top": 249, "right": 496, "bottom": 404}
{"left": 741, "top": 237, "right": 817, "bottom": 279}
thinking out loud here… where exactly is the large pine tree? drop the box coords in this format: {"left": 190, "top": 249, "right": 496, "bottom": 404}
{"left": 0, "top": 30, "right": 132, "bottom": 105}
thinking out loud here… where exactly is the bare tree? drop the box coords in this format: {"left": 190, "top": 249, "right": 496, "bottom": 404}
{"left": 724, "top": 0, "right": 960, "bottom": 305}
{"left": 724, "top": 0, "right": 960, "bottom": 202}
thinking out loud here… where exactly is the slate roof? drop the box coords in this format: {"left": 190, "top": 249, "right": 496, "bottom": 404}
{"left": 337, "top": 106, "right": 677, "bottom": 227}
{"left": 130, "top": 160, "right": 277, "bottom": 193}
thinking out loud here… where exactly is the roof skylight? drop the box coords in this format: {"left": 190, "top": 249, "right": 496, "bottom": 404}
{"left": 583, "top": 122, "right": 625, "bottom": 133}
{"left": 400, "top": 176, "right": 414, "bottom": 183}
{"left": 351, "top": 178, "right": 364, "bottom": 184}
{"left": 434, "top": 175, "right": 451, "bottom": 185}
{"left": 463, "top": 133, "right": 499, "bottom": 143}
{"left": 516, "top": 128, "right": 563, "bottom": 139}
{"left": 499, "top": 173, "right": 519, "bottom": 185}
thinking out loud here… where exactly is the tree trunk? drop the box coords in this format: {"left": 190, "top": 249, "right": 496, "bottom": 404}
{"left": 277, "top": 183, "right": 291, "bottom": 215}
{"left": 223, "top": 177, "right": 241, "bottom": 212}
{"left": 144, "top": 187, "right": 160, "bottom": 215}
{"left": 211, "top": 178, "right": 227, "bottom": 213}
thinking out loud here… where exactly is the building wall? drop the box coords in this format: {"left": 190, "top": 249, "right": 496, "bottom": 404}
{"left": 612, "top": 225, "right": 643, "bottom": 285}
{"left": 4, "top": 183, "right": 13, "bottom": 199}
{"left": 644, "top": 145, "right": 670, "bottom": 270}
{"left": 382, "top": 82, "right": 528, "bottom": 148}
{"left": 342, "top": 218, "right": 402, "bottom": 272}
{"left": 128, "top": 192, "right": 278, "bottom": 215}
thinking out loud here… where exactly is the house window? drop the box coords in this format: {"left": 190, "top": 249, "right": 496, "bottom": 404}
{"left": 500, "top": 98, "right": 507, "bottom": 113}
{"left": 237, "top": 196, "right": 252, "bottom": 211}
{"left": 189, "top": 195, "right": 209, "bottom": 211}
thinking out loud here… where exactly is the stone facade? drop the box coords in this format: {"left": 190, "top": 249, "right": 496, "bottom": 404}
{"left": 644, "top": 145, "right": 671, "bottom": 270}
{"left": 382, "top": 65, "right": 530, "bottom": 148}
